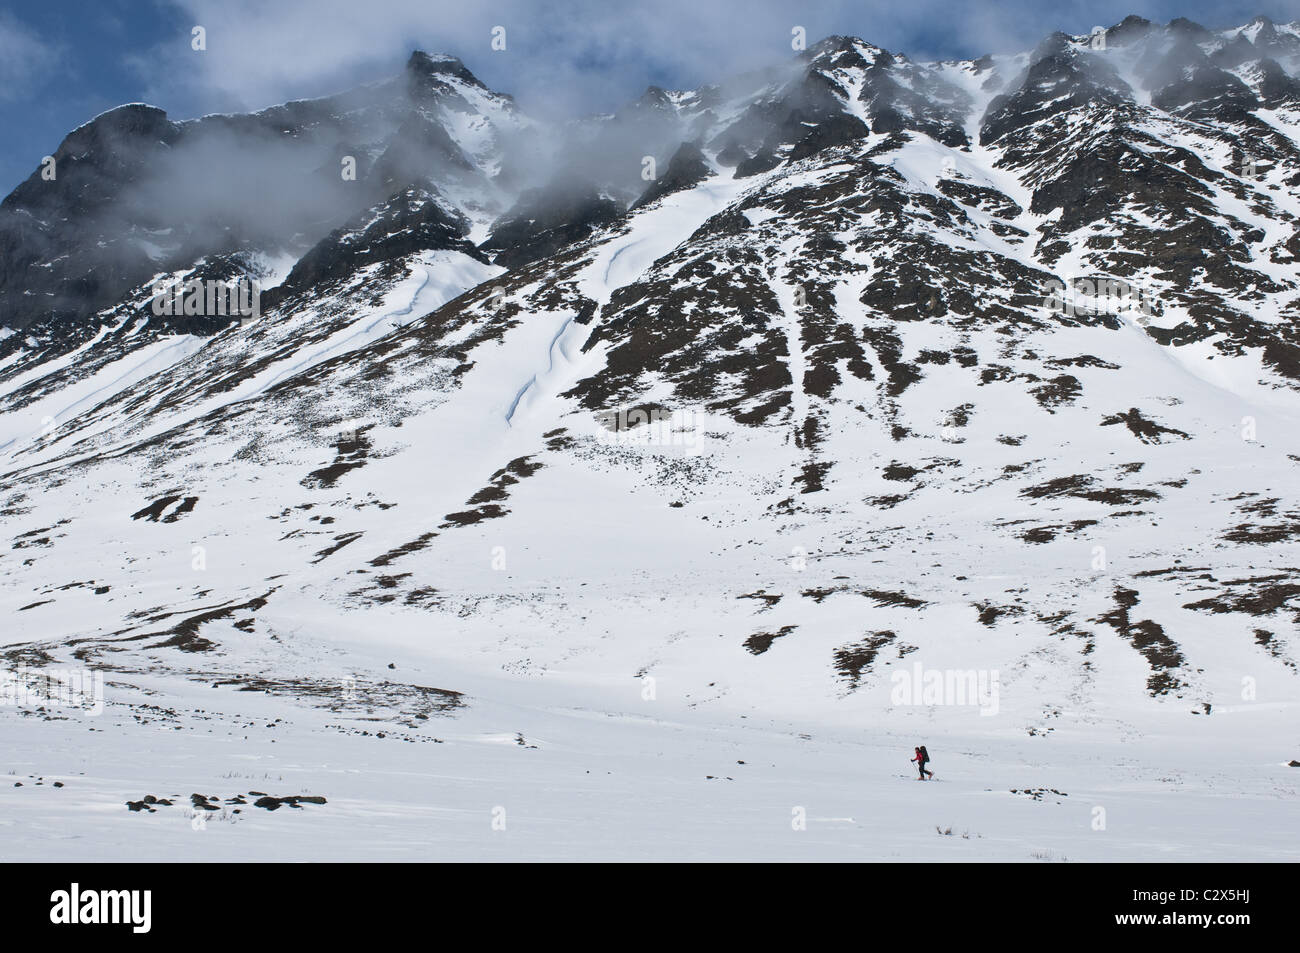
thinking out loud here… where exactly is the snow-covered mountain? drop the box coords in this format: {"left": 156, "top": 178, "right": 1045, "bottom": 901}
{"left": 2, "top": 14, "right": 1298, "bottom": 861}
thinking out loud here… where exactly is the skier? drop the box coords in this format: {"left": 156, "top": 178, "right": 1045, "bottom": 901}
{"left": 911, "top": 745, "right": 933, "bottom": 780}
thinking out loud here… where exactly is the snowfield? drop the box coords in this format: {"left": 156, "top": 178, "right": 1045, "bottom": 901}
{"left": 4, "top": 638, "right": 1297, "bottom": 862}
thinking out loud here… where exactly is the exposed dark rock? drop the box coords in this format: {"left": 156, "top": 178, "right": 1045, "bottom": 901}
{"left": 269, "top": 184, "right": 482, "bottom": 306}
{"left": 631, "top": 141, "right": 713, "bottom": 209}
{"left": 789, "top": 114, "right": 870, "bottom": 161}
{"left": 482, "top": 184, "right": 624, "bottom": 269}
{"left": 734, "top": 149, "right": 782, "bottom": 178}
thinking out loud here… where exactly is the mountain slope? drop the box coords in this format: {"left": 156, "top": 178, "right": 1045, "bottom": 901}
{"left": 1, "top": 14, "right": 1297, "bottom": 861}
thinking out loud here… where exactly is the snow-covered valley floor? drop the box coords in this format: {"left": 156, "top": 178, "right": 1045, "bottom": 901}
{"left": 3, "top": 609, "right": 1295, "bottom": 863}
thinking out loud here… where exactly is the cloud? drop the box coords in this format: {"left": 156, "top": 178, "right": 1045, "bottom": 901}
{"left": 140, "top": 0, "right": 1300, "bottom": 119}
{"left": 0, "top": 13, "right": 60, "bottom": 101}
{"left": 137, "top": 0, "right": 804, "bottom": 116}
{"left": 134, "top": 0, "right": 1010, "bottom": 116}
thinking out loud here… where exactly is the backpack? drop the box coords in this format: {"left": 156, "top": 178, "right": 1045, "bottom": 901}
{"left": 919, "top": 746, "right": 930, "bottom": 763}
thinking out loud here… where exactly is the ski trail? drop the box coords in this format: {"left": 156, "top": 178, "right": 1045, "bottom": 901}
{"left": 770, "top": 257, "right": 810, "bottom": 445}
{"left": 504, "top": 314, "right": 577, "bottom": 426}
{"left": 245, "top": 266, "right": 433, "bottom": 400}
{"left": 603, "top": 238, "right": 649, "bottom": 287}
{"left": 0, "top": 334, "right": 203, "bottom": 461}
{"left": 543, "top": 317, "right": 575, "bottom": 374}
{"left": 37, "top": 336, "right": 202, "bottom": 430}
{"left": 504, "top": 375, "right": 537, "bottom": 426}
{"left": 0, "top": 321, "right": 116, "bottom": 401}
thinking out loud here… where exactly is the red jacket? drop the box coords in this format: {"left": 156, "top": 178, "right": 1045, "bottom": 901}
{"left": 912, "top": 749, "right": 922, "bottom": 762}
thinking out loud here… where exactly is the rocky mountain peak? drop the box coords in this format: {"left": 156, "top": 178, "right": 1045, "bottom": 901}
{"left": 405, "top": 50, "right": 485, "bottom": 89}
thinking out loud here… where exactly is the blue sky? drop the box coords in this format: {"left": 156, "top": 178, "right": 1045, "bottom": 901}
{"left": 3, "top": 0, "right": 1300, "bottom": 196}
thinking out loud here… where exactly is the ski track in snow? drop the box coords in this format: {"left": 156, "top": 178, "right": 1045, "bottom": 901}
{"left": 244, "top": 265, "right": 435, "bottom": 402}
{"left": 0, "top": 334, "right": 204, "bottom": 463}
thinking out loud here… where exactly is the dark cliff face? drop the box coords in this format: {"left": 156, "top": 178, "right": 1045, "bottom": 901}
{"left": 981, "top": 37, "right": 1133, "bottom": 147}
{"left": 0, "top": 52, "right": 512, "bottom": 354}
{"left": 1, "top": 104, "right": 179, "bottom": 221}
{"left": 405, "top": 51, "right": 490, "bottom": 95}
{"left": 630, "top": 142, "right": 713, "bottom": 210}
{"left": 1145, "top": 37, "right": 1259, "bottom": 118}
{"left": 0, "top": 105, "right": 182, "bottom": 334}
{"left": 269, "top": 185, "right": 484, "bottom": 306}
{"left": 481, "top": 184, "right": 624, "bottom": 270}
